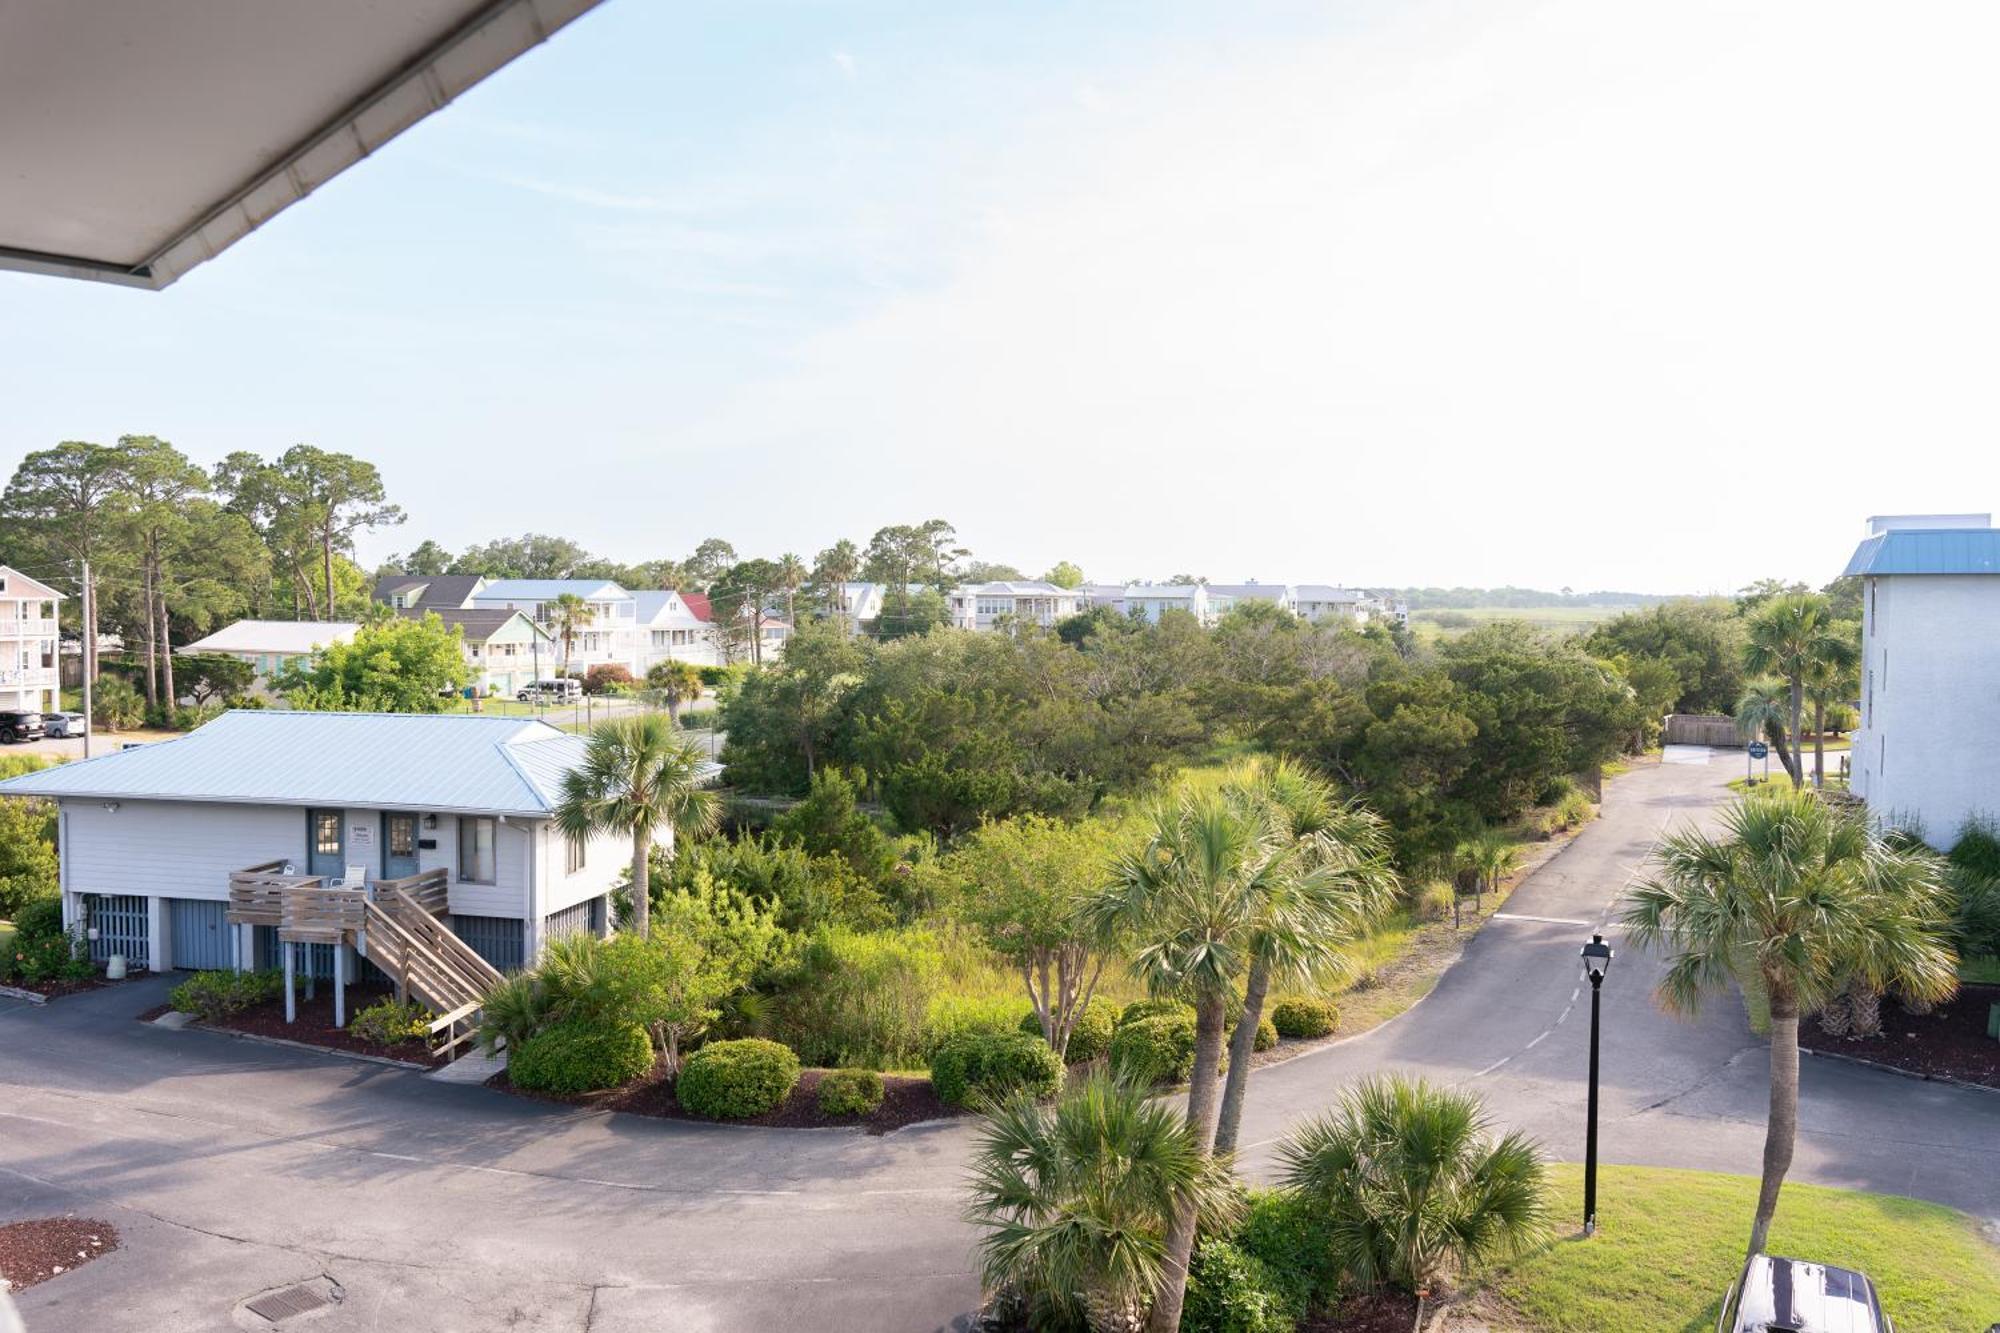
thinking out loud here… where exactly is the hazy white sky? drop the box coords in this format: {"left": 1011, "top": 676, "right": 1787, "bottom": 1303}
{"left": 6, "top": 0, "right": 1999, "bottom": 593}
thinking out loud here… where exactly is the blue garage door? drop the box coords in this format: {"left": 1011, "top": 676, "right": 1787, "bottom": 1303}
{"left": 451, "top": 915, "right": 526, "bottom": 973}
{"left": 169, "top": 899, "right": 234, "bottom": 971}
{"left": 85, "top": 894, "right": 149, "bottom": 969}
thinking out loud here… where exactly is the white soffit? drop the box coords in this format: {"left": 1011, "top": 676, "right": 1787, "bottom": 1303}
{"left": 0, "top": 0, "right": 605, "bottom": 290}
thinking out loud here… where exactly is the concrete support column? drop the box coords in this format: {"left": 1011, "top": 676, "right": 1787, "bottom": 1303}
{"left": 236, "top": 923, "right": 254, "bottom": 973}
{"left": 333, "top": 944, "right": 347, "bottom": 1028}
{"left": 282, "top": 943, "right": 296, "bottom": 1023}
{"left": 146, "top": 895, "right": 168, "bottom": 973}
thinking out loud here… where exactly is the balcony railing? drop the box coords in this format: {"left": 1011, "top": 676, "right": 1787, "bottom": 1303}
{"left": 0, "top": 667, "right": 57, "bottom": 687}
{"left": 0, "top": 618, "right": 56, "bottom": 638}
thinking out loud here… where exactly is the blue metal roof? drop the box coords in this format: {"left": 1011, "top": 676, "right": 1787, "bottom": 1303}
{"left": 0, "top": 710, "right": 589, "bottom": 816}
{"left": 1843, "top": 528, "right": 2000, "bottom": 576}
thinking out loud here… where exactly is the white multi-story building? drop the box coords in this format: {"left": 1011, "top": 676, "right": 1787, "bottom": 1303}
{"left": 947, "top": 581, "right": 1086, "bottom": 631}
{"left": 1203, "top": 583, "right": 1292, "bottom": 618}
{"left": 1085, "top": 582, "right": 1212, "bottom": 624}
{"left": 1845, "top": 513, "right": 2000, "bottom": 850}
{"left": 469, "top": 579, "right": 641, "bottom": 675}
{"left": 0, "top": 566, "right": 62, "bottom": 714}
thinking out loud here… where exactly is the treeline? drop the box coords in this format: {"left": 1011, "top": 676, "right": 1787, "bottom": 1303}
{"left": 1395, "top": 586, "right": 1679, "bottom": 610}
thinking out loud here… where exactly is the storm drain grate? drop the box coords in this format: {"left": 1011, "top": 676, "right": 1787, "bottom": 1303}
{"left": 244, "top": 1282, "right": 333, "bottom": 1322}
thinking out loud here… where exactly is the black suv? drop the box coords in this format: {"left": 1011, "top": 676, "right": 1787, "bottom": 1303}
{"left": 0, "top": 710, "right": 46, "bottom": 743}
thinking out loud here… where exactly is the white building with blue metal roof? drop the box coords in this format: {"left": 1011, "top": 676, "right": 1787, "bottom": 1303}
{"left": 0, "top": 710, "right": 632, "bottom": 983}
{"left": 1843, "top": 513, "right": 2000, "bottom": 848}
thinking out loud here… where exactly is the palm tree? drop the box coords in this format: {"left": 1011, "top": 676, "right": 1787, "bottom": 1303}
{"left": 646, "top": 660, "right": 705, "bottom": 724}
{"left": 553, "top": 715, "right": 718, "bottom": 939}
{"left": 964, "top": 1075, "right": 1238, "bottom": 1333}
{"left": 1801, "top": 623, "right": 1859, "bottom": 788}
{"left": 1088, "top": 785, "right": 1285, "bottom": 1332}
{"left": 813, "top": 539, "right": 862, "bottom": 634}
{"left": 1451, "top": 832, "right": 1522, "bottom": 923}
{"left": 1212, "top": 759, "right": 1398, "bottom": 1156}
{"left": 1622, "top": 788, "right": 1956, "bottom": 1257}
{"left": 1742, "top": 593, "right": 1843, "bottom": 789}
{"left": 776, "top": 552, "right": 807, "bottom": 630}
{"left": 1277, "top": 1074, "right": 1548, "bottom": 1293}
{"left": 546, "top": 592, "right": 595, "bottom": 679}
{"left": 1734, "top": 678, "right": 1799, "bottom": 785}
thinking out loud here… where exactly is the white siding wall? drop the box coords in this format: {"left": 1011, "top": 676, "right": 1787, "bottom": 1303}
{"left": 63, "top": 799, "right": 301, "bottom": 901}
{"left": 540, "top": 823, "right": 643, "bottom": 917}
{"left": 432, "top": 813, "right": 531, "bottom": 919}
{"left": 1852, "top": 574, "right": 2000, "bottom": 848}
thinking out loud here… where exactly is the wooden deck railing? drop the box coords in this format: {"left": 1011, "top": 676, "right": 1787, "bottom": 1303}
{"left": 375, "top": 866, "right": 449, "bottom": 917}
{"left": 228, "top": 862, "right": 319, "bottom": 927}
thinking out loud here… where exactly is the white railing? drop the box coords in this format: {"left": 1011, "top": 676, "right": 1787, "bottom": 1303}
{"left": 0, "top": 618, "right": 56, "bottom": 638}
{"left": 0, "top": 668, "right": 57, "bottom": 686}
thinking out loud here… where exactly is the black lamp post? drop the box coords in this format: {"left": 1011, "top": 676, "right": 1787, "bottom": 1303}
{"left": 1580, "top": 932, "right": 1614, "bottom": 1235}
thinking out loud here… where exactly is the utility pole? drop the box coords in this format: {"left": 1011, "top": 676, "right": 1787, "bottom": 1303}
{"left": 80, "top": 558, "right": 94, "bottom": 759}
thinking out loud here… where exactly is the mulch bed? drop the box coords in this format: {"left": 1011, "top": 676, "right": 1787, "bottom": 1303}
{"left": 135, "top": 1002, "right": 173, "bottom": 1023}
{"left": 488, "top": 1059, "right": 960, "bottom": 1135}
{"left": 0, "top": 1217, "right": 119, "bottom": 1292}
{"left": 196, "top": 982, "right": 446, "bottom": 1068}
{"left": 1299, "top": 1287, "right": 1420, "bottom": 1333}
{"left": 2, "top": 967, "right": 147, "bottom": 1001}
{"left": 1808, "top": 983, "right": 2000, "bottom": 1088}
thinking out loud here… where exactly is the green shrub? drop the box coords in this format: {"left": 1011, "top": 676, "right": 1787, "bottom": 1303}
{"left": 763, "top": 926, "right": 942, "bottom": 1068}
{"left": 1254, "top": 1016, "right": 1277, "bottom": 1052}
{"left": 1118, "top": 997, "right": 1194, "bottom": 1028}
{"left": 817, "top": 1067, "right": 885, "bottom": 1117}
{"left": 1108, "top": 1012, "right": 1205, "bottom": 1085}
{"left": 2, "top": 902, "right": 92, "bottom": 985}
{"left": 1949, "top": 815, "right": 2000, "bottom": 877}
{"left": 678, "top": 1037, "right": 802, "bottom": 1118}
{"left": 168, "top": 969, "right": 288, "bottom": 1022}
{"left": 1017, "top": 994, "right": 1120, "bottom": 1063}
{"left": 477, "top": 972, "right": 555, "bottom": 1054}
{"left": 927, "top": 992, "right": 1031, "bottom": 1053}
{"left": 930, "top": 1032, "right": 1064, "bottom": 1107}
{"left": 349, "top": 997, "right": 432, "bottom": 1047}
{"left": 0, "top": 794, "right": 58, "bottom": 920}
{"left": 1235, "top": 1188, "right": 1343, "bottom": 1313}
{"left": 510, "top": 1019, "right": 655, "bottom": 1095}
{"left": 1183, "top": 1238, "right": 1301, "bottom": 1333}
{"left": 1269, "top": 997, "right": 1338, "bottom": 1040}
{"left": 1414, "top": 882, "right": 1455, "bottom": 922}
{"left": 1552, "top": 789, "right": 1596, "bottom": 830}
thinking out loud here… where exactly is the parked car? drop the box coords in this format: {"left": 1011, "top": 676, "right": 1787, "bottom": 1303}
{"left": 40, "top": 710, "right": 85, "bottom": 739}
{"left": 0, "top": 711, "right": 46, "bottom": 743}
{"left": 1719, "top": 1255, "right": 1892, "bottom": 1333}
{"left": 516, "top": 678, "right": 582, "bottom": 703}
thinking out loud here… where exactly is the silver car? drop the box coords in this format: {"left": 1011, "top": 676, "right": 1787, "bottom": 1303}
{"left": 1719, "top": 1255, "right": 1892, "bottom": 1333}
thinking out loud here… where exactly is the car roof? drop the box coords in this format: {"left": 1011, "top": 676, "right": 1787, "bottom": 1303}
{"left": 1737, "top": 1255, "right": 1883, "bottom": 1333}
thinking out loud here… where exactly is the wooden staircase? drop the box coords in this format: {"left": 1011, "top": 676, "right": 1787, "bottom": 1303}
{"left": 228, "top": 863, "right": 503, "bottom": 1059}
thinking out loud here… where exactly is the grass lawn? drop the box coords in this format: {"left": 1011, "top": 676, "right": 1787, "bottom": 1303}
{"left": 1960, "top": 954, "right": 2000, "bottom": 984}
{"left": 1481, "top": 1164, "right": 2000, "bottom": 1333}
{"left": 1409, "top": 605, "right": 1639, "bottom": 643}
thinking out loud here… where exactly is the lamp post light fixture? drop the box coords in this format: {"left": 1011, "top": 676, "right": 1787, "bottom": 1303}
{"left": 1580, "top": 932, "right": 1614, "bottom": 1236}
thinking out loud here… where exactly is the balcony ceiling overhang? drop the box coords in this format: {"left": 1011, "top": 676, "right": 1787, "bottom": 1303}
{"left": 0, "top": 0, "right": 604, "bottom": 290}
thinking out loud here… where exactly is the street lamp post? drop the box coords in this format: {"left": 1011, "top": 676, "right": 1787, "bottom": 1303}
{"left": 1580, "top": 932, "right": 1614, "bottom": 1236}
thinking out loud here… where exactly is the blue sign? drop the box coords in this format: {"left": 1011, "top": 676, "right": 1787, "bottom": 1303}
{"left": 1747, "top": 740, "right": 1769, "bottom": 759}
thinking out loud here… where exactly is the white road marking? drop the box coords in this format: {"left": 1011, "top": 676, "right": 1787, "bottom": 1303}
{"left": 1571, "top": 987, "right": 1581, "bottom": 1002}
{"left": 1525, "top": 1030, "right": 1550, "bottom": 1049}
{"left": 1471, "top": 1055, "right": 1512, "bottom": 1078}
{"left": 1489, "top": 912, "right": 1593, "bottom": 926}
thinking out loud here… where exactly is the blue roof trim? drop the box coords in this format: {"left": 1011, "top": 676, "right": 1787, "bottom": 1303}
{"left": 1844, "top": 528, "right": 2000, "bottom": 576}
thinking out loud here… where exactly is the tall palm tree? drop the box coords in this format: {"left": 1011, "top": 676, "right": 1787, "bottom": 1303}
{"left": 1088, "top": 785, "right": 1286, "bottom": 1333}
{"left": 1622, "top": 788, "right": 1956, "bottom": 1258}
{"left": 813, "top": 539, "right": 862, "bottom": 634}
{"left": 1801, "top": 622, "right": 1859, "bottom": 788}
{"left": 776, "top": 552, "right": 807, "bottom": 630}
{"left": 965, "top": 1075, "right": 1238, "bottom": 1333}
{"left": 646, "top": 660, "right": 705, "bottom": 724}
{"left": 553, "top": 715, "right": 718, "bottom": 939}
{"left": 1451, "top": 831, "right": 1522, "bottom": 922}
{"left": 1212, "top": 759, "right": 1398, "bottom": 1156}
{"left": 1734, "top": 678, "right": 1799, "bottom": 786}
{"left": 546, "top": 592, "right": 595, "bottom": 678}
{"left": 1742, "top": 593, "right": 1842, "bottom": 789}
{"left": 1277, "top": 1074, "right": 1548, "bottom": 1293}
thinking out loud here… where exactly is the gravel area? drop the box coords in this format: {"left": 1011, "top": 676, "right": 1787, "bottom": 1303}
{"left": 1808, "top": 983, "right": 2000, "bottom": 1088}
{"left": 0, "top": 1217, "right": 118, "bottom": 1292}
{"left": 489, "top": 1059, "right": 959, "bottom": 1134}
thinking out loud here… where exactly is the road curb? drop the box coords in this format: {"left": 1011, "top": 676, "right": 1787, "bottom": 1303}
{"left": 1800, "top": 1045, "right": 1999, "bottom": 1098}
{"left": 0, "top": 984, "right": 49, "bottom": 1005}
{"left": 180, "top": 1022, "right": 435, "bottom": 1071}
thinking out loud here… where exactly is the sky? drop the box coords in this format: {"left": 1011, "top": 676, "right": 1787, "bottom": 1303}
{"left": 6, "top": 0, "right": 2000, "bottom": 594}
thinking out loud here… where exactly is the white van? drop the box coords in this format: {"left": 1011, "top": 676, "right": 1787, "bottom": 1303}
{"left": 517, "top": 678, "right": 582, "bottom": 703}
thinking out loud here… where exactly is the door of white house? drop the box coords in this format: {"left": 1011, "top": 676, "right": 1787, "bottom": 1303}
{"left": 382, "top": 812, "right": 421, "bottom": 880}
{"left": 306, "top": 808, "right": 345, "bottom": 881}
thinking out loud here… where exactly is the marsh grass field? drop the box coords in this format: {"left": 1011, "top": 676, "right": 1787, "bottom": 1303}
{"left": 1407, "top": 604, "right": 1643, "bottom": 642}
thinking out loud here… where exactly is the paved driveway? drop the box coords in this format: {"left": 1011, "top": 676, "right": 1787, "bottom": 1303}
{"left": 2, "top": 751, "right": 1993, "bottom": 1332}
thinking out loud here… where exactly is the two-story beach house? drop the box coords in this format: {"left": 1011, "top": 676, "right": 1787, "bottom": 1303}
{"left": 0, "top": 566, "right": 62, "bottom": 715}
{"left": 0, "top": 711, "right": 632, "bottom": 1035}
{"left": 946, "top": 581, "right": 1086, "bottom": 631}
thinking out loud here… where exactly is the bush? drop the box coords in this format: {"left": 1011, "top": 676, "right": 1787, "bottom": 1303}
{"left": 510, "top": 1019, "right": 655, "bottom": 1095}
{"left": 1108, "top": 1012, "right": 1207, "bottom": 1085}
{"left": 1950, "top": 816, "right": 2000, "bottom": 878}
{"left": 477, "top": 973, "right": 555, "bottom": 1054}
{"left": 1235, "top": 1188, "right": 1343, "bottom": 1313}
{"left": 817, "top": 1067, "right": 885, "bottom": 1117}
{"left": 1413, "top": 882, "right": 1455, "bottom": 922}
{"left": 677, "top": 1037, "right": 802, "bottom": 1118}
{"left": 926, "top": 992, "right": 1031, "bottom": 1053}
{"left": 168, "top": 969, "right": 288, "bottom": 1022}
{"left": 90, "top": 675, "right": 144, "bottom": 730}
{"left": 1254, "top": 1016, "right": 1278, "bottom": 1052}
{"left": 1183, "top": 1238, "right": 1301, "bottom": 1333}
{"left": 349, "top": 997, "right": 433, "bottom": 1047}
{"left": 0, "top": 794, "right": 58, "bottom": 919}
{"left": 582, "top": 664, "right": 635, "bottom": 695}
{"left": 930, "top": 1032, "right": 1064, "bottom": 1108}
{"left": 762, "top": 926, "right": 942, "bottom": 1068}
{"left": 1270, "top": 997, "right": 1338, "bottom": 1040}
{"left": 2, "top": 897, "right": 93, "bottom": 986}
{"left": 1118, "top": 997, "right": 1194, "bottom": 1028}
{"left": 1018, "top": 994, "right": 1120, "bottom": 1063}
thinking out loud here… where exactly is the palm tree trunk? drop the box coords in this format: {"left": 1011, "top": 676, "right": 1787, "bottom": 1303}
{"left": 1149, "top": 993, "right": 1227, "bottom": 1333}
{"left": 1812, "top": 701, "right": 1826, "bottom": 789}
{"left": 631, "top": 825, "right": 652, "bottom": 938}
{"left": 1213, "top": 960, "right": 1271, "bottom": 1156}
{"left": 322, "top": 530, "right": 336, "bottom": 623}
{"left": 1748, "top": 988, "right": 1800, "bottom": 1258}
{"left": 1847, "top": 976, "right": 1881, "bottom": 1038}
{"left": 141, "top": 557, "right": 159, "bottom": 708}
{"left": 158, "top": 585, "right": 177, "bottom": 708}
{"left": 1786, "top": 677, "right": 1805, "bottom": 789}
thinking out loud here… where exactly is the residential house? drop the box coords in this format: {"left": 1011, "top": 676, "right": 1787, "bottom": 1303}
{"left": 1844, "top": 512, "right": 2000, "bottom": 849}
{"left": 372, "top": 573, "right": 488, "bottom": 612}
{"left": 1204, "top": 582, "right": 1292, "bottom": 619}
{"left": 1086, "top": 582, "right": 1212, "bottom": 624}
{"left": 177, "top": 619, "right": 361, "bottom": 693}
{"left": 634, "top": 589, "right": 722, "bottom": 671}
{"left": 0, "top": 566, "right": 62, "bottom": 714}
{"left": 946, "top": 581, "right": 1086, "bottom": 631}
{"left": 1291, "top": 585, "right": 1379, "bottom": 626}
{"left": 468, "top": 579, "right": 639, "bottom": 676}
{"left": 398, "top": 608, "right": 552, "bottom": 698}
{"left": 0, "top": 712, "right": 632, "bottom": 1019}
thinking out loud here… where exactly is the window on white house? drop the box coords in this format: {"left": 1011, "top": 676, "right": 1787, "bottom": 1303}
{"left": 460, "top": 817, "right": 498, "bottom": 884}
{"left": 567, "top": 836, "right": 586, "bottom": 875}
{"left": 312, "top": 812, "right": 341, "bottom": 857}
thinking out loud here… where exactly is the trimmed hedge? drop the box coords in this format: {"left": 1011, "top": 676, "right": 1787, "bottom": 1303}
{"left": 510, "top": 1020, "right": 655, "bottom": 1095}
{"left": 930, "top": 1032, "right": 1064, "bottom": 1108}
{"left": 1109, "top": 1012, "right": 1204, "bottom": 1085}
{"left": 1017, "top": 994, "right": 1120, "bottom": 1063}
{"left": 1234, "top": 1188, "right": 1344, "bottom": 1314}
{"left": 1254, "top": 1016, "right": 1278, "bottom": 1052}
{"left": 349, "top": 997, "right": 432, "bottom": 1047}
{"left": 678, "top": 1038, "right": 802, "bottom": 1118}
{"left": 818, "top": 1067, "right": 885, "bottom": 1117}
{"left": 1183, "top": 1238, "right": 1301, "bottom": 1333}
{"left": 1270, "top": 996, "right": 1338, "bottom": 1040}
{"left": 1118, "top": 997, "right": 1194, "bottom": 1029}
{"left": 168, "top": 969, "right": 289, "bottom": 1022}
